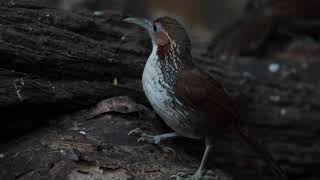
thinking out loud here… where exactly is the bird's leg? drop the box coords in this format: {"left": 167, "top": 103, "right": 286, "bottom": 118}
{"left": 128, "top": 128, "right": 179, "bottom": 154}
{"left": 128, "top": 128, "right": 179, "bottom": 144}
{"left": 198, "top": 143, "right": 212, "bottom": 172}
{"left": 171, "top": 139, "right": 215, "bottom": 180}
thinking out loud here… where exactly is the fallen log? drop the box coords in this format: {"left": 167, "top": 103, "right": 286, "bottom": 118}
{"left": 0, "top": 0, "right": 150, "bottom": 139}
{"left": 0, "top": 1, "right": 319, "bottom": 180}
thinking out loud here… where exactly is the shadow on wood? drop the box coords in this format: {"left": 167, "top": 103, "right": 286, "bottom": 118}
{"left": 0, "top": 0, "right": 319, "bottom": 180}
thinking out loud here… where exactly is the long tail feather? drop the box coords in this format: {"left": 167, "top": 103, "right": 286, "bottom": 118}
{"left": 235, "top": 127, "right": 287, "bottom": 180}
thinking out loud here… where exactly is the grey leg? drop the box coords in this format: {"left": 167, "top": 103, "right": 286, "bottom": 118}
{"left": 171, "top": 138, "right": 215, "bottom": 180}
{"left": 198, "top": 144, "right": 212, "bottom": 171}
{"left": 128, "top": 128, "right": 179, "bottom": 144}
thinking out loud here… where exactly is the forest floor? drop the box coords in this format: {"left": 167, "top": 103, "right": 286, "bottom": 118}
{"left": 1, "top": 0, "right": 320, "bottom": 180}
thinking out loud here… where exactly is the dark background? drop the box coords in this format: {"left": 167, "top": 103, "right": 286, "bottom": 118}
{"left": 0, "top": 0, "right": 320, "bottom": 180}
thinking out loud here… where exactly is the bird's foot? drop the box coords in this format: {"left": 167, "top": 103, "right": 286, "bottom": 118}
{"left": 171, "top": 169, "right": 219, "bottom": 180}
{"left": 128, "top": 128, "right": 176, "bottom": 155}
{"left": 128, "top": 128, "right": 162, "bottom": 144}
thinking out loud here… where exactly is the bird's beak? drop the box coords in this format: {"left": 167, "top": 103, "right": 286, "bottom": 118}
{"left": 123, "top": 17, "right": 153, "bottom": 34}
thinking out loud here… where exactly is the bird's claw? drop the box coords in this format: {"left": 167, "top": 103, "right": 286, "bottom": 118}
{"left": 137, "top": 134, "right": 158, "bottom": 144}
{"left": 128, "top": 128, "right": 160, "bottom": 144}
{"left": 128, "top": 128, "right": 143, "bottom": 136}
{"left": 128, "top": 128, "right": 176, "bottom": 155}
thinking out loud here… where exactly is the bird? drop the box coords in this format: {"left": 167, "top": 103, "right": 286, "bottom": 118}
{"left": 124, "top": 16, "right": 286, "bottom": 180}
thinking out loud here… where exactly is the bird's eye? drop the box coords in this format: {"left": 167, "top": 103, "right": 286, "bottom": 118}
{"left": 153, "top": 24, "right": 157, "bottom": 32}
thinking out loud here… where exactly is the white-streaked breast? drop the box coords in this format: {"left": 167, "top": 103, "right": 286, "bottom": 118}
{"left": 142, "top": 46, "right": 200, "bottom": 139}
{"left": 142, "top": 47, "right": 177, "bottom": 121}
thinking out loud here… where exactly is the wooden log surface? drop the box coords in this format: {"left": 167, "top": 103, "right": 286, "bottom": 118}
{"left": 0, "top": 0, "right": 150, "bottom": 139}
{"left": 0, "top": 1, "right": 319, "bottom": 180}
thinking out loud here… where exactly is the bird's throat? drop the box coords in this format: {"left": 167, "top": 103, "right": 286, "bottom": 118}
{"left": 156, "top": 45, "right": 168, "bottom": 60}
{"left": 152, "top": 43, "right": 190, "bottom": 76}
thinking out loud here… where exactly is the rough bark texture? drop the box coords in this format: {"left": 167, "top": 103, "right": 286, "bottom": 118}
{"left": 0, "top": 1, "right": 319, "bottom": 180}
{"left": 0, "top": 0, "right": 150, "bottom": 139}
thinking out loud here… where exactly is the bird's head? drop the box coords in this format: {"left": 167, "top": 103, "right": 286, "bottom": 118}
{"left": 124, "top": 17, "right": 191, "bottom": 61}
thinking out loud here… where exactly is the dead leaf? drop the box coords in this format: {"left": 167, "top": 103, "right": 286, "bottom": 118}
{"left": 86, "top": 96, "right": 148, "bottom": 119}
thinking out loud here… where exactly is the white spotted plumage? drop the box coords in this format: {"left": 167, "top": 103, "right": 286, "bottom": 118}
{"left": 142, "top": 44, "right": 200, "bottom": 139}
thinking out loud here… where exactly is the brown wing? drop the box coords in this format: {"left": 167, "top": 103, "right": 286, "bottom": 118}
{"left": 175, "top": 68, "right": 239, "bottom": 122}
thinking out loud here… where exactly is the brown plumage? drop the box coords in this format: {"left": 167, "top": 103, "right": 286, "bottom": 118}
{"left": 175, "top": 61, "right": 285, "bottom": 179}
{"left": 125, "top": 16, "right": 287, "bottom": 180}
{"left": 175, "top": 68, "right": 238, "bottom": 136}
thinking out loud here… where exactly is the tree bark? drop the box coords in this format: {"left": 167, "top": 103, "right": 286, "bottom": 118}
{"left": 0, "top": 0, "right": 150, "bottom": 139}
{"left": 0, "top": 1, "right": 319, "bottom": 180}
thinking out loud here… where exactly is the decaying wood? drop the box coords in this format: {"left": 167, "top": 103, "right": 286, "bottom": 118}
{"left": 0, "top": 96, "right": 233, "bottom": 180}
{"left": 0, "top": 0, "right": 319, "bottom": 180}
{"left": 0, "top": 0, "right": 150, "bottom": 139}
